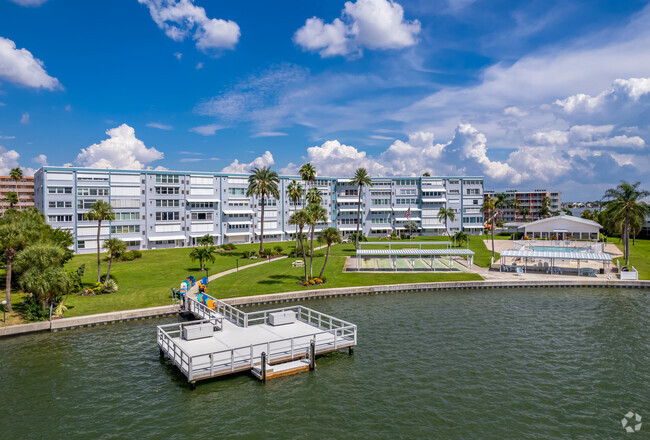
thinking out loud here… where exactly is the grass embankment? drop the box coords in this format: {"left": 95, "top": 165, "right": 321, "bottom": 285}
{"left": 609, "top": 237, "right": 650, "bottom": 280}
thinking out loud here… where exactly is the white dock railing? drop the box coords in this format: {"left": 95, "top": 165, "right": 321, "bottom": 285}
{"left": 159, "top": 296, "right": 357, "bottom": 381}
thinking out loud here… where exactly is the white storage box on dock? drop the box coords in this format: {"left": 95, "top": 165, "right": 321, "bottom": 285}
{"left": 268, "top": 311, "right": 296, "bottom": 326}
{"left": 183, "top": 323, "right": 214, "bottom": 340}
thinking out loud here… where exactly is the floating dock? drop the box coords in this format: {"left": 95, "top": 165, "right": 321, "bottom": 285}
{"left": 157, "top": 294, "right": 357, "bottom": 387}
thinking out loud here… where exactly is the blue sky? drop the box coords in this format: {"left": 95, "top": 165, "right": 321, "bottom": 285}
{"left": 1, "top": 0, "right": 650, "bottom": 200}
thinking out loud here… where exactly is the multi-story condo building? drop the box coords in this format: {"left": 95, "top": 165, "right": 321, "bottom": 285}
{"left": 34, "top": 167, "right": 484, "bottom": 254}
{"left": 0, "top": 175, "right": 34, "bottom": 211}
{"left": 484, "top": 189, "right": 561, "bottom": 222}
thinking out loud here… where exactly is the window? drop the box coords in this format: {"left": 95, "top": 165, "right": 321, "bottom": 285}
{"left": 111, "top": 199, "right": 139, "bottom": 208}
{"left": 370, "top": 190, "right": 391, "bottom": 196}
{"left": 463, "top": 216, "right": 483, "bottom": 224}
{"left": 111, "top": 225, "right": 140, "bottom": 234}
{"left": 371, "top": 199, "right": 390, "bottom": 205}
{"left": 396, "top": 198, "right": 417, "bottom": 205}
{"left": 228, "top": 224, "right": 249, "bottom": 230}
{"left": 156, "top": 199, "right": 180, "bottom": 207}
{"left": 114, "top": 212, "right": 139, "bottom": 221}
{"left": 371, "top": 218, "right": 390, "bottom": 224}
{"left": 314, "top": 179, "right": 329, "bottom": 186}
{"left": 228, "top": 213, "right": 250, "bottom": 218}
{"left": 373, "top": 181, "right": 391, "bottom": 186}
{"left": 77, "top": 187, "right": 109, "bottom": 196}
{"left": 344, "top": 189, "right": 358, "bottom": 196}
{"left": 464, "top": 180, "right": 483, "bottom": 185}
{"left": 191, "top": 212, "right": 213, "bottom": 221}
{"left": 395, "top": 179, "right": 417, "bottom": 186}
{"left": 48, "top": 186, "right": 72, "bottom": 194}
{"left": 227, "top": 178, "right": 247, "bottom": 184}
{"left": 466, "top": 188, "right": 481, "bottom": 195}
{"left": 189, "top": 202, "right": 214, "bottom": 209}
{"left": 400, "top": 189, "right": 417, "bottom": 195}
{"left": 77, "top": 241, "right": 85, "bottom": 249}
{"left": 125, "top": 241, "right": 140, "bottom": 247}
{"left": 339, "top": 218, "right": 359, "bottom": 225}
{"left": 228, "top": 188, "right": 246, "bottom": 196}
{"left": 156, "top": 212, "right": 180, "bottom": 221}
{"left": 228, "top": 200, "right": 249, "bottom": 207}
{"left": 49, "top": 201, "right": 72, "bottom": 208}
{"left": 155, "top": 174, "right": 179, "bottom": 184}
{"left": 258, "top": 198, "right": 276, "bottom": 206}
{"left": 422, "top": 191, "right": 444, "bottom": 197}
{"left": 155, "top": 186, "right": 180, "bottom": 195}
{"left": 448, "top": 189, "right": 460, "bottom": 195}
{"left": 48, "top": 215, "right": 72, "bottom": 222}
{"left": 77, "top": 175, "right": 108, "bottom": 182}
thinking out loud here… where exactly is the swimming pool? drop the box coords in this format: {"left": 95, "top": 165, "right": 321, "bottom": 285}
{"left": 527, "top": 246, "right": 586, "bottom": 253}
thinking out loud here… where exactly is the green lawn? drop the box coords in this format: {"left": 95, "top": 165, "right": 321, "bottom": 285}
{"left": 62, "top": 241, "right": 297, "bottom": 317}
{"left": 210, "top": 253, "right": 482, "bottom": 298}
{"left": 609, "top": 237, "right": 650, "bottom": 280}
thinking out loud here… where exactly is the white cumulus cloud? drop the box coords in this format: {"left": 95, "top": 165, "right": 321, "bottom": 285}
{"left": 0, "top": 37, "right": 61, "bottom": 90}
{"left": 75, "top": 124, "right": 164, "bottom": 169}
{"left": 190, "top": 123, "right": 224, "bottom": 135}
{"left": 138, "top": 0, "right": 240, "bottom": 52}
{"left": 221, "top": 151, "right": 275, "bottom": 174}
{"left": 294, "top": 0, "right": 420, "bottom": 57}
{"left": 33, "top": 154, "right": 48, "bottom": 166}
{"left": 146, "top": 122, "right": 172, "bottom": 130}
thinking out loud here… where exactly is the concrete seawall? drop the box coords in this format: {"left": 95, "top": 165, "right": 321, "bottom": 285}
{"left": 0, "top": 304, "right": 179, "bottom": 338}
{"left": 1, "top": 280, "right": 648, "bottom": 338}
{"left": 223, "top": 279, "right": 650, "bottom": 307}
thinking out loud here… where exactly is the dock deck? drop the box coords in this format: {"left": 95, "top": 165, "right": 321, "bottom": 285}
{"left": 157, "top": 294, "right": 357, "bottom": 384}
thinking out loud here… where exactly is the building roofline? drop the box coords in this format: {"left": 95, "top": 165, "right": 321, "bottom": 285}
{"left": 36, "top": 166, "right": 484, "bottom": 180}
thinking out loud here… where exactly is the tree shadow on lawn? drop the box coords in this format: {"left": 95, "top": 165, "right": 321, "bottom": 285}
{"left": 257, "top": 274, "right": 297, "bottom": 285}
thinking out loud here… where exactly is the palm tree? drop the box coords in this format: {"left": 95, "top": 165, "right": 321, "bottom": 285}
{"left": 510, "top": 198, "right": 521, "bottom": 221}
{"left": 305, "top": 203, "right": 328, "bottom": 278}
{"left": 189, "top": 246, "right": 217, "bottom": 270}
{"left": 482, "top": 196, "right": 497, "bottom": 259}
{"left": 85, "top": 200, "right": 115, "bottom": 283}
{"left": 538, "top": 196, "right": 552, "bottom": 219}
{"left": 197, "top": 234, "right": 214, "bottom": 247}
{"left": 103, "top": 238, "right": 126, "bottom": 281}
{"left": 15, "top": 243, "right": 69, "bottom": 307}
{"left": 299, "top": 163, "right": 316, "bottom": 204}
{"left": 5, "top": 191, "right": 18, "bottom": 209}
{"left": 453, "top": 231, "right": 469, "bottom": 247}
{"left": 317, "top": 227, "right": 342, "bottom": 278}
{"left": 0, "top": 223, "right": 22, "bottom": 313}
{"left": 247, "top": 166, "right": 280, "bottom": 254}
{"left": 437, "top": 207, "right": 455, "bottom": 239}
{"left": 603, "top": 181, "right": 649, "bottom": 265}
{"left": 289, "top": 209, "right": 310, "bottom": 280}
{"left": 307, "top": 187, "right": 323, "bottom": 205}
{"left": 287, "top": 180, "right": 304, "bottom": 257}
{"left": 350, "top": 168, "right": 372, "bottom": 238}
{"left": 9, "top": 167, "right": 23, "bottom": 207}
{"left": 520, "top": 207, "right": 530, "bottom": 222}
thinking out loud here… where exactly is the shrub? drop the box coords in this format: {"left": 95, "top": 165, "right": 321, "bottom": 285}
{"left": 263, "top": 248, "right": 272, "bottom": 257}
{"left": 131, "top": 250, "right": 142, "bottom": 259}
{"left": 242, "top": 250, "right": 252, "bottom": 259}
{"left": 101, "top": 279, "right": 119, "bottom": 294}
{"left": 100, "top": 274, "right": 118, "bottom": 284}
{"left": 120, "top": 251, "right": 135, "bottom": 261}
{"left": 22, "top": 297, "right": 49, "bottom": 322}
{"left": 222, "top": 243, "right": 237, "bottom": 251}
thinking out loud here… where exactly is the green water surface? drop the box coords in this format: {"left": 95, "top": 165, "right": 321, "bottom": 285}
{"left": 1, "top": 287, "right": 648, "bottom": 439}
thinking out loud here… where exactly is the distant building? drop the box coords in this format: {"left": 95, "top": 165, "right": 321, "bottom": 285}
{"left": 34, "top": 166, "right": 485, "bottom": 254}
{"left": 484, "top": 189, "right": 561, "bottom": 222}
{"left": 0, "top": 175, "right": 34, "bottom": 211}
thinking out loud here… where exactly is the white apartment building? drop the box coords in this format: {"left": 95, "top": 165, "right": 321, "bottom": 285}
{"left": 34, "top": 167, "right": 484, "bottom": 254}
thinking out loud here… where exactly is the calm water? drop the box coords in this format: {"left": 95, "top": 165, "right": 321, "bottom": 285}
{"left": 1, "top": 288, "right": 649, "bottom": 439}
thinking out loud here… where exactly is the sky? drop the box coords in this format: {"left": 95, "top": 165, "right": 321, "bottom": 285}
{"left": 1, "top": 0, "right": 650, "bottom": 200}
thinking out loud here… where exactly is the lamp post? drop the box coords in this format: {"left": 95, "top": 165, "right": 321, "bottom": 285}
{"left": 1, "top": 300, "right": 6, "bottom": 323}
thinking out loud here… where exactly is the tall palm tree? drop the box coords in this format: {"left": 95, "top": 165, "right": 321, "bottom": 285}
{"left": 289, "top": 209, "right": 310, "bottom": 280}
{"left": 247, "top": 166, "right": 280, "bottom": 254}
{"left": 85, "top": 200, "right": 115, "bottom": 283}
{"left": 299, "top": 163, "right": 316, "bottom": 205}
{"left": 538, "top": 196, "right": 552, "bottom": 219}
{"left": 287, "top": 180, "right": 304, "bottom": 257}
{"left": 103, "top": 238, "right": 126, "bottom": 281}
{"left": 9, "top": 167, "right": 23, "bottom": 207}
{"left": 307, "top": 187, "right": 322, "bottom": 205}
{"left": 437, "top": 207, "right": 455, "bottom": 239}
{"left": 15, "top": 243, "right": 69, "bottom": 307}
{"left": 482, "top": 196, "right": 497, "bottom": 259}
{"left": 5, "top": 191, "right": 18, "bottom": 209}
{"left": 510, "top": 198, "right": 521, "bottom": 221}
{"left": 520, "top": 207, "right": 530, "bottom": 222}
{"left": 305, "top": 203, "right": 328, "bottom": 278}
{"left": 350, "top": 168, "right": 372, "bottom": 238}
{"left": 197, "top": 234, "right": 214, "bottom": 247}
{"left": 603, "top": 181, "right": 649, "bottom": 265}
{"left": 318, "top": 227, "right": 342, "bottom": 278}
{"left": 0, "top": 223, "right": 23, "bottom": 313}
